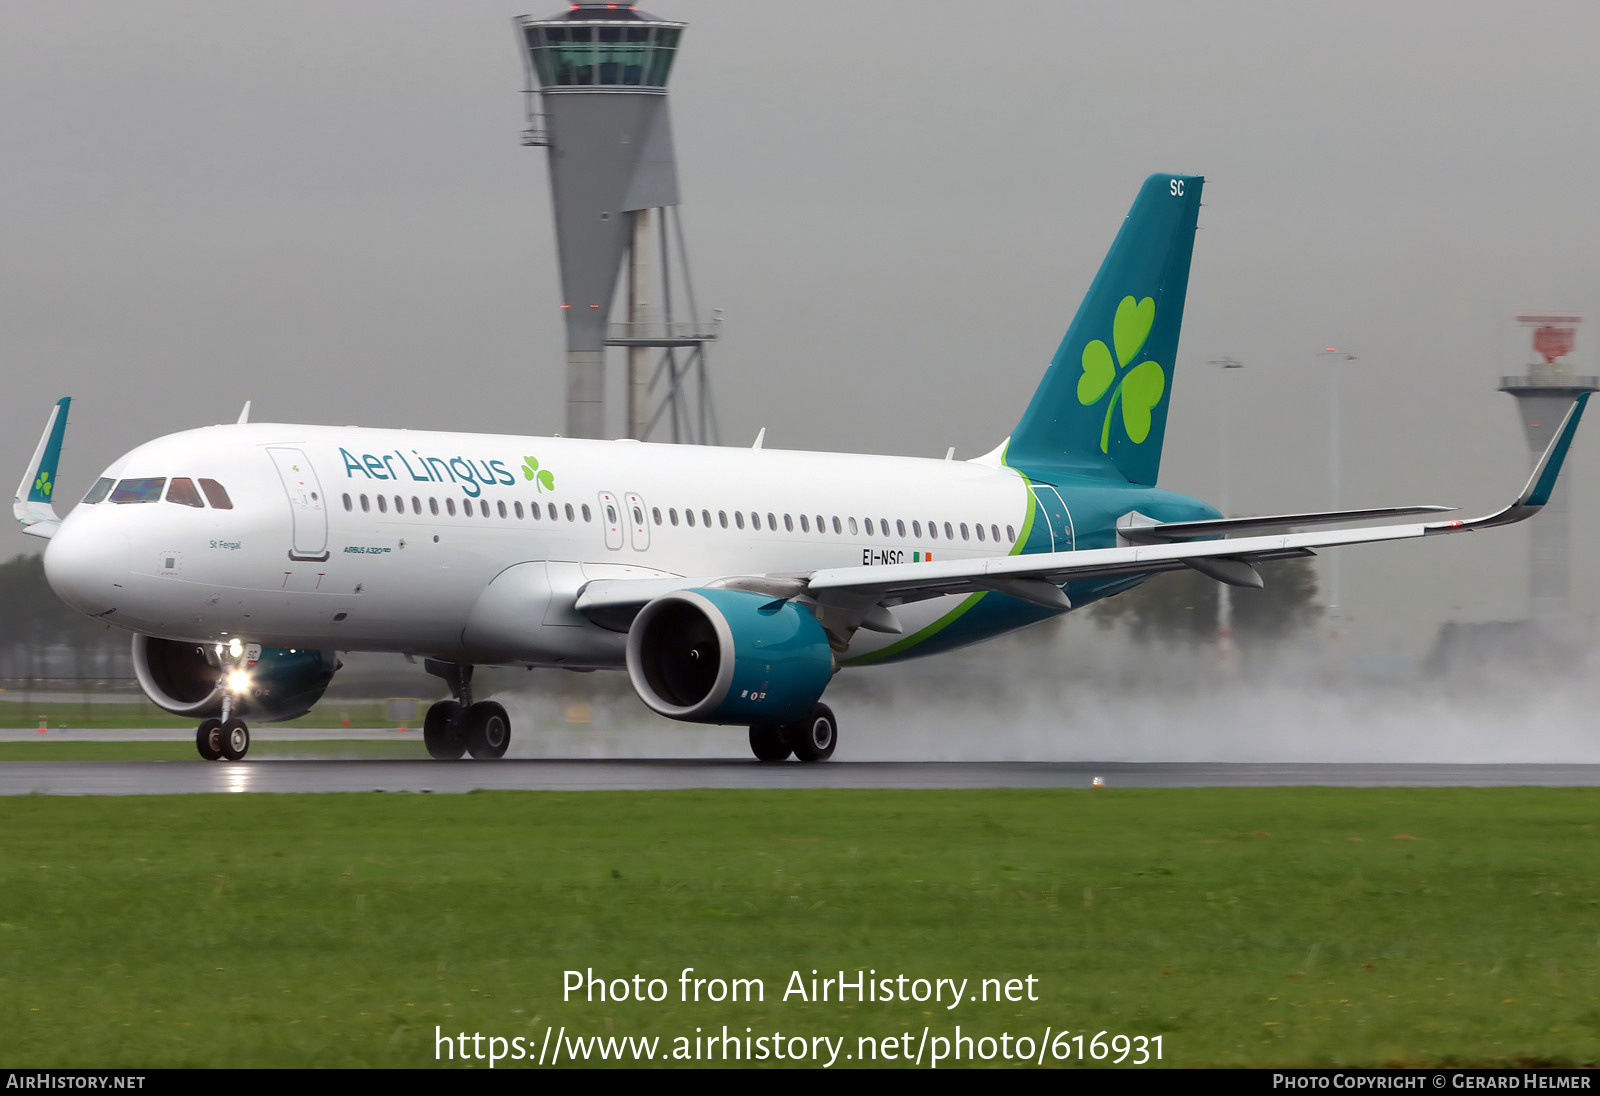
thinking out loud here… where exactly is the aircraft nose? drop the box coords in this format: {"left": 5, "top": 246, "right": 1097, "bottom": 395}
{"left": 44, "top": 521, "right": 130, "bottom": 618}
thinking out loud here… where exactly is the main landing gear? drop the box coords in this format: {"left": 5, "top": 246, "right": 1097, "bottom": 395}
{"left": 748, "top": 703, "right": 837, "bottom": 763}
{"left": 195, "top": 639, "right": 253, "bottom": 761}
{"left": 422, "top": 659, "right": 510, "bottom": 761}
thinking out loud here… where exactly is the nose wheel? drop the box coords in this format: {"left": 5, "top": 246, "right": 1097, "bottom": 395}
{"left": 194, "top": 641, "right": 255, "bottom": 761}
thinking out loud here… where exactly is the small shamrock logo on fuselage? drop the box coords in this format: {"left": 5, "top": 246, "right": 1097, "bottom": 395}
{"left": 33, "top": 471, "right": 52, "bottom": 498}
{"left": 521, "top": 456, "right": 555, "bottom": 492}
{"left": 1076, "top": 295, "right": 1166, "bottom": 453}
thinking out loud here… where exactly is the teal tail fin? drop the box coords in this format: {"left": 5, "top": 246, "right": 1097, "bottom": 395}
{"left": 1006, "top": 174, "right": 1203, "bottom": 486}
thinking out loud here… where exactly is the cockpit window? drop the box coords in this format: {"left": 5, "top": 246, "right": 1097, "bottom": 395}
{"left": 81, "top": 477, "right": 114, "bottom": 505}
{"left": 109, "top": 478, "right": 165, "bottom": 504}
{"left": 165, "top": 478, "right": 204, "bottom": 508}
{"left": 198, "top": 479, "right": 233, "bottom": 510}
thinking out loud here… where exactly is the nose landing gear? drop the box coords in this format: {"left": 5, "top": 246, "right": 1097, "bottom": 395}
{"left": 194, "top": 640, "right": 255, "bottom": 761}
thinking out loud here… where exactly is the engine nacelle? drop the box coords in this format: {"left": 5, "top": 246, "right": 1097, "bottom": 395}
{"left": 131, "top": 634, "right": 338, "bottom": 723}
{"left": 625, "top": 589, "right": 834, "bottom": 725}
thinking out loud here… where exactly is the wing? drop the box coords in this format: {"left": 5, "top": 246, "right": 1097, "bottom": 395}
{"left": 577, "top": 393, "right": 1587, "bottom": 629}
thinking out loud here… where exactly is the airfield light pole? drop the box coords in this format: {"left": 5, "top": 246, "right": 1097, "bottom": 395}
{"left": 1320, "top": 347, "right": 1356, "bottom": 672}
{"left": 1209, "top": 357, "right": 1245, "bottom": 675}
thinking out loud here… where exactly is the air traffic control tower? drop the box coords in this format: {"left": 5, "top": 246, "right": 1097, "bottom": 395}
{"left": 1499, "top": 315, "right": 1598, "bottom": 625}
{"left": 515, "top": 3, "right": 719, "bottom": 442}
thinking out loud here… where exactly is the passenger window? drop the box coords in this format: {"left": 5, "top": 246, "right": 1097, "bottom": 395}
{"left": 547, "top": 503, "right": 558, "bottom": 520}
{"left": 565, "top": 504, "right": 575, "bottom": 522}
{"left": 360, "top": 495, "right": 370, "bottom": 513}
{"left": 684, "top": 509, "right": 695, "bottom": 528}
{"left": 784, "top": 514, "right": 794, "bottom": 532}
{"left": 650, "top": 507, "right": 660, "bottom": 525}
{"left": 515, "top": 501, "right": 524, "bottom": 519}
{"left": 701, "top": 509, "right": 711, "bottom": 528}
{"left": 412, "top": 496, "right": 421, "bottom": 513}
{"left": 719, "top": 511, "right": 728, "bottom": 529}
{"left": 110, "top": 477, "right": 165, "bottom": 504}
{"left": 913, "top": 520, "right": 922, "bottom": 538}
{"left": 768, "top": 512, "right": 777, "bottom": 531}
{"left": 992, "top": 524, "right": 1001, "bottom": 543}
{"left": 863, "top": 518, "right": 874, "bottom": 536}
{"left": 848, "top": 517, "right": 858, "bottom": 535}
{"left": 342, "top": 493, "right": 353, "bottom": 512}
{"left": 634, "top": 506, "right": 646, "bottom": 526}
{"left": 928, "top": 522, "right": 938, "bottom": 540}
{"left": 976, "top": 524, "right": 986, "bottom": 542}
{"left": 815, "top": 515, "right": 825, "bottom": 533}
{"left": 581, "top": 504, "right": 592, "bottom": 522}
{"left": 800, "top": 515, "right": 810, "bottom": 533}
{"left": 165, "top": 478, "right": 204, "bottom": 508}
{"left": 606, "top": 504, "right": 618, "bottom": 524}
{"left": 945, "top": 522, "right": 955, "bottom": 540}
{"left": 498, "top": 500, "right": 508, "bottom": 519}
{"left": 198, "top": 479, "right": 233, "bottom": 510}
{"left": 1006, "top": 525, "right": 1016, "bottom": 542}
{"left": 669, "top": 508, "right": 678, "bottom": 526}
{"left": 446, "top": 498, "right": 456, "bottom": 516}
{"left": 831, "top": 517, "right": 841, "bottom": 534}
{"left": 429, "top": 498, "right": 439, "bottom": 516}
{"left": 960, "top": 523, "right": 970, "bottom": 541}
{"left": 735, "top": 512, "right": 745, "bottom": 530}
{"left": 82, "top": 477, "right": 115, "bottom": 505}
{"left": 897, "top": 519, "right": 906, "bottom": 538}
{"left": 377, "top": 496, "right": 388, "bottom": 514}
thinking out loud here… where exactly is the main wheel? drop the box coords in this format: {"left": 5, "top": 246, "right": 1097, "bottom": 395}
{"left": 424, "top": 701, "right": 466, "bottom": 760}
{"left": 790, "top": 703, "right": 837, "bottom": 763}
{"left": 219, "top": 718, "right": 250, "bottom": 761}
{"left": 748, "top": 723, "right": 792, "bottom": 762}
{"left": 465, "top": 701, "right": 511, "bottom": 760}
{"left": 196, "top": 718, "right": 223, "bottom": 761}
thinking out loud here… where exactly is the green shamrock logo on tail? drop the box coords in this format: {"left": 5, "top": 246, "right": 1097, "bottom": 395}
{"left": 1076, "top": 295, "right": 1166, "bottom": 453}
{"left": 33, "top": 471, "right": 52, "bottom": 498}
{"left": 521, "top": 456, "right": 555, "bottom": 492}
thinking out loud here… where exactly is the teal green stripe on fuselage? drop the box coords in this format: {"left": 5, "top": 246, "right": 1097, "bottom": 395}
{"left": 842, "top": 468, "right": 1218, "bottom": 667}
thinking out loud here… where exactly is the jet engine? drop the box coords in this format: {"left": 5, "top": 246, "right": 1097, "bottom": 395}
{"left": 131, "top": 634, "right": 339, "bottom": 723}
{"left": 625, "top": 589, "right": 834, "bottom": 725}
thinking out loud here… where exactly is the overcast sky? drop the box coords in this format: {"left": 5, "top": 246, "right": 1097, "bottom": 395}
{"left": 3, "top": 1, "right": 1597, "bottom": 655}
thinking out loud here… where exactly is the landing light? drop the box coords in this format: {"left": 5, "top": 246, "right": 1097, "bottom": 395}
{"left": 227, "top": 670, "right": 252, "bottom": 693}
{"left": 228, "top": 637, "right": 244, "bottom": 659}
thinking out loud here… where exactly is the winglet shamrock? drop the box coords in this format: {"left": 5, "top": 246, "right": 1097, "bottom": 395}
{"left": 1076, "top": 295, "right": 1166, "bottom": 453}
{"left": 33, "top": 471, "right": 52, "bottom": 498}
{"left": 521, "top": 456, "right": 555, "bottom": 492}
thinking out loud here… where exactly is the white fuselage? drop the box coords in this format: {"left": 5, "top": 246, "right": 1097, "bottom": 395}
{"left": 46, "top": 423, "right": 1038, "bottom": 667}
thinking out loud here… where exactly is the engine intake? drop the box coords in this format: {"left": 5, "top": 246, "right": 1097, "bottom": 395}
{"left": 625, "top": 589, "right": 833, "bottom": 725}
{"left": 132, "top": 634, "right": 338, "bottom": 723}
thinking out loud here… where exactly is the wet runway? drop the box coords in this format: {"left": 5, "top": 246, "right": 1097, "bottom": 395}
{"left": 4, "top": 759, "right": 1600, "bottom": 796}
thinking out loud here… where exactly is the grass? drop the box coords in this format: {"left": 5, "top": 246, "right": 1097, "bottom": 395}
{"left": 0, "top": 700, "right": 408, "bottom": 730}
{"left": 0, "top": 740, "right": 423, "bottom": 761}
{"left": 0, "top": 788, "right": 1597, "bottom": 1068}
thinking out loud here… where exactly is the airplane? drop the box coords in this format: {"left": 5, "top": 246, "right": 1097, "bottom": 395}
{"left": 15, "top": 173, "right": 1588, "bottom": 763}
